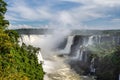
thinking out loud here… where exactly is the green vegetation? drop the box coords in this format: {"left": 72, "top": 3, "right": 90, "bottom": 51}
{"left": 89, "top": 43, "right": 120, "bottom": 80}
{"left": 0, "top": 0, "right": 44, "bottom": 80}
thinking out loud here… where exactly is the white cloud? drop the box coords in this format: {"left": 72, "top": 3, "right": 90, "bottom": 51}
{"left": 93, "top": 0, "right": 120, "bottom": 7}
{"left": 111, "top": 18, "right": 120, "bottom": 22}
{"left": 61, "top": 0, "right": 120, "bottom": 6}
{"left": 5, "top": 14, "right": 20, "bottom": 21}
{"left": 56, "top": 11, "right": 74, "bottom": 25}
{"left": 7, "top": 0, "right": 53, "bottom": 21}
{"left": 6, "top": 0, "right": 120, "bottom": 29}
{"left": 8, "top": 24, "right": 34, "bottom": 29}
{"left": 60, "top": 0, "right": 81, "bottom": 2}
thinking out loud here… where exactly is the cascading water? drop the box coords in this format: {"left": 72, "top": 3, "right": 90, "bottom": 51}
{"left": 87, "top": 36, "right": 94, "bottom": 46}
{"left": 18, "top": 30, "right": 120, "bottom": 80}
{"left": 37, "top": 51, "right": 44, "bottom": 64}
{"left": 19, "top": 29, "right": 82, "bottom": 80}
{"left": 79, "top": 47, "right": 84, "bottom": 61}
{"left": 70, "top": 35, "right": 94, "bottom": 61}
{"left": 43, "top": 55, "right": 80, "bottom": 80}
{"left": 17, "top": 28, "right": 120, "bottom": 80}
{"left": 70, "top": 34, "right": 120, "bottom": 62}
{"left": 68, "top": 35, "right": 96, "bottom": 78}
{"left": 60, "top": 36, "right": 74, "bottom": 54}
{"left": 69, "top": 34, "right": 120, "bottom": 79}
{"left": 89, "top": 58, "right": 95, "bottom": 75}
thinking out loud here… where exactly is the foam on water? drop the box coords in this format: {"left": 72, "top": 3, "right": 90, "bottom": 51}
{"left": 43, "top": 55, "right": 80, "bottom": 80}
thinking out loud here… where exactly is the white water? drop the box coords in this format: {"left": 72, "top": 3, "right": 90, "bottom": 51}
{"left": 79, "top": 50, "right": 84, "bottom": 61}
{"left": 119, "top": 74, "right": 120, "bottom": 80}
{"left": 60, "top": 36, "right": 74, "bottom": 54}
{"left": 87, "top": 36, "right": 94, "bottom": 46}
{"left": 43, "top": 55, "right": 80, "bottom": 80}
{"left": 37, "top": 51, "right": 44, "bottom": 64}
{"left": 73, "top": 36, "right": 94, "bottom": 61}
{"left": 19, "top": 34, "right": 81, "bottom": 80}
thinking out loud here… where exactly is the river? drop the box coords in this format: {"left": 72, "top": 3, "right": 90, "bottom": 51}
{"left": 43, "top": 54, "right": 81, "bottom": 80}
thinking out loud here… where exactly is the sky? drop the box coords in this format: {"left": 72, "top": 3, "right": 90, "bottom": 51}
{"left": 5, "top": 0, "right": 120, "bottom": 30}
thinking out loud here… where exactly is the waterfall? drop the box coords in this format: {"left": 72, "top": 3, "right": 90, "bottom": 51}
{"left": 19, "top": 35, "right": 31, "bottom": 45}
{"left": 83, "top": 36, "right": 89, "bottom": 47}
{"left": 60, "top": 36, "right": 74, "bottom": 54}
{"left": 79, "top": 48, "right": 83, "bottom": 61}
{"left": 69, "top": 35, "right": 83, "bottom": 57}
{"left": 119, "top": 74, "right": 120, "bottom": 80}
{"left": 17, "top": 29, "right": 120, "bottom": 80}
{"left": 90, "top": 58, "right": 95, "bottom": 75}
{"left": 19, "top": 35, "right": 43, "bottom": 46}
{"left": 19, "top": 31, "right": 82, "bottom": 80}
{"left": 87, "top": 36, "right": 94, "bottom": 46}
{"left": 75, "top": 36, "right": 93, "bottom": 62}
{"left": 19, "top": 35, "right": 44, "bottom": 64}
{"left": 98, "top": 35, "right": 101, "bottom": 44}
{"left": 78, "top": 46, "right": 88, "bottom": 62}
{"left": 37, "top": 51, "right": 44, "bottom": 64}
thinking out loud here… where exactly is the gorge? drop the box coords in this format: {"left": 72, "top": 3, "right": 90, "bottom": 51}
{"left": 17, "top": 28, "right": 120, "bottom": 80}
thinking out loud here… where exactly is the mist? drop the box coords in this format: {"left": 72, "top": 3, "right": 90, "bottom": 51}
{"left": 20, "top": 28, "right": 71, "bottom": 56}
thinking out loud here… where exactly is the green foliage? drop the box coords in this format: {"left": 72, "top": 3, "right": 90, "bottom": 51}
{"left": 0, "top": 0, "right": 9, "bottom": 29}
{"left": 111, "top": 46, "right": 120, "bottom": 68}
{"left": 89, "top": 42, "right": 120, "bottom": 80}
{"left": 0, "top": 0, "right": 44, "bottom": 80}
{"left": 0, "top": 29, "right": 14, "bottom": 53}
{"left": 88, "top": 42, "right": 115, "bottom": 57}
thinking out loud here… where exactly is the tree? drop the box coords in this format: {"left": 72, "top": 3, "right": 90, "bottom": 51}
{"left": 0, "top": 0, "right": 44, "bottom": 79}
{"left": 0, "top": 0, "right": 9, "bottom": 29}
{"left": 89, "top": 43, "right": 120, "bottom": 80}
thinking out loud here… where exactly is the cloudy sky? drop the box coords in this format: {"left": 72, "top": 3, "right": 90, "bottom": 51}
{"left": 5, "top": 0, "right": 120, "bottom": 29}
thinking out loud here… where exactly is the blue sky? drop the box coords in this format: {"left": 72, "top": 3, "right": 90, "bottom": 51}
{"left": 5, "top": 0, "right": 120, "bottom": 29}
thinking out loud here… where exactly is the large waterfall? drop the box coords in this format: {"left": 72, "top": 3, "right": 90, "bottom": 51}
{"left": 69, "top": 35, "right": 120, "bottom": 61}
{"left": 19, "top": 33, "right": 81, "bottom": 80}
{"left": 18, "top": 28, "right": 120, "bottom": 80}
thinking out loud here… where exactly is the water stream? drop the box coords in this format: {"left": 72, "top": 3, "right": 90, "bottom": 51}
{"left": 43, "top": 54, "right": 81, "bottom": 80}
{"left": 19, "top": 34, "right": 96, "bottom": 80}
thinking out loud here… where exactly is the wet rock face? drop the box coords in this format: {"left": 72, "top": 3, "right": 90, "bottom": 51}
{"left": 69, "top": 35, "right": 84, "bottom": 56}
{"left": 68, "top": 35, "right": 120, "bottom": 58}
{"left": 57, "top": 38, "right": 68, "bottom": 50}
{"left": 69, "top": 60, "right": 90, "bottom": 75}
{"left": 69, "top": 49, "right": 92, "bottom": 75}
{"left": 67, "top": 35, "right": 120, "bottom": 80}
